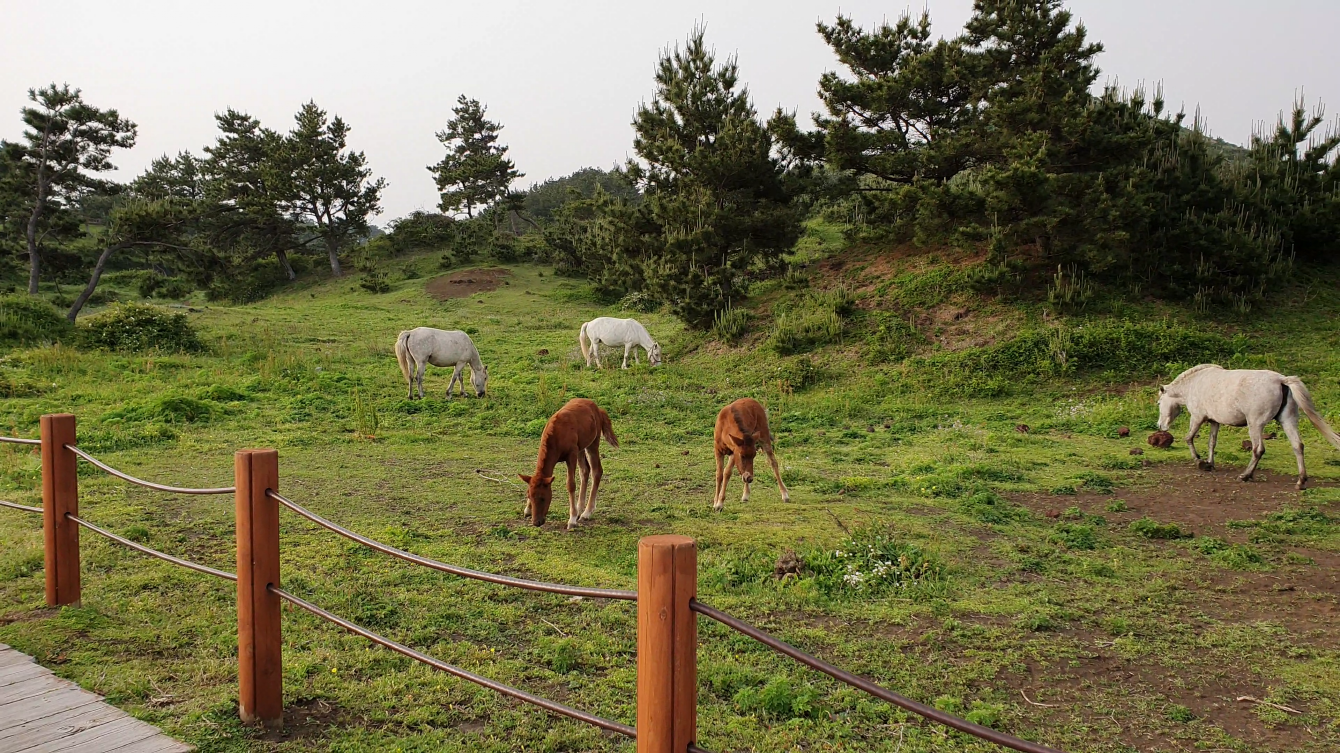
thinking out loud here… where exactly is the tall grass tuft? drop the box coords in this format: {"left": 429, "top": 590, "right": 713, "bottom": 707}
{"left": 0, "top": 295, "right": 72, "bottom": 348}
{"left": 711, "top": 307, "right": 750, "bottom": 344}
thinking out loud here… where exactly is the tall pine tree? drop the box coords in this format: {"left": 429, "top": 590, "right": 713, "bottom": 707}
{"left": 430, "top": 96, "right": 521, "bottom": 218}
{"left": 612, "top": 26, "right": 800, "bottom": 328}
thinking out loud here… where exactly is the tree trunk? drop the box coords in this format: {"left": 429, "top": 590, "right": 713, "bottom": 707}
{"left": 25, "top": 181, "right": 47, "bottom": 295}
{"left": 276, "top": 248, "right": 297, "bottom": 280}
{"left": 67, "top": 242, "right": 127, "bottom": 322}
{"left": 509, "top": 210, "right": 518, "bottom": 235}
{"left": 325, "top": 236, "right": 342, "bottom": 277}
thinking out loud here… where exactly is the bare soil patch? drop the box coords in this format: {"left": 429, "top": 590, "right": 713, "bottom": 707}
{"left": 426, "top": 268, "right": 510, "bottom": 300}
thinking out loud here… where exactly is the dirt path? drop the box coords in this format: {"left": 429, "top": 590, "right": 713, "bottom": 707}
{"left": 425, "top": 268, "right": 510, "bottom": 300}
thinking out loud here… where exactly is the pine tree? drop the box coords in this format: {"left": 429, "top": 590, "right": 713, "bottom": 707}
{"left": 614, "top": 26, "right": 800, "bottom": 328}
{"left": 10, "top": 84, "right": 136, "bottom": 294}
{"left": 430, "top": 96, "right": 522, "bottom": 218}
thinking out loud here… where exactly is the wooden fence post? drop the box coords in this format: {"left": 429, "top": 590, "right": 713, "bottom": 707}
{"left": 41, "top": 413, "right": 80, "bottom": 608}
{"left": 637, "top": 535, "right": 697, "bottom": 753}
{"left": 235, "top": 449, "right": 282, "bottom": 726}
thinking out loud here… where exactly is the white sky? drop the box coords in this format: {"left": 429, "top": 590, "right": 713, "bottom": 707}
{"left": 4, "top": 1, "right": 1338, "bottom": 221}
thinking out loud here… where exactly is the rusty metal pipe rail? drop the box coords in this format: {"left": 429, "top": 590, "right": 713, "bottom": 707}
{"left": 66, "top": 445, "right": 235, "bottom": 495}
{"left": 67, "top": 513, "right": 237, "bottom": 582}
{"left": 271, "top": 491, "right": 637, "bottom": 601}
{"left": 271, "top": 585, "right": 638, "bottom": 738}
{"left": 691, "top": 599, "right": 1064, "bottom": 753}
{"left": 0, "top": 499, "right": 43, "bottom": 514}
{"left": 0, "top": 436, "right": 40, "bottom": 446}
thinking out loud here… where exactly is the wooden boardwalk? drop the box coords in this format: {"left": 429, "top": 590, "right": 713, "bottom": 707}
{"left": 0, "top": 644, "right": 192, "bottom": 753}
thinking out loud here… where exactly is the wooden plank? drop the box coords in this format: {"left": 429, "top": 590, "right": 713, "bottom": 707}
{"left": 0, "top": 649, "right": 36, "bottom": 670}
{"left": 0, "top": 687, "right": 102, "bottom": 732}
{"left": 0, "top": 703, "right": 128, "bottom": 752}
{"left": 102, "top": 735, "right": 195, "bottom": 753}
{"left": 22, "top": 715, "right": 155, "bottom": 753}
{"left": 0, "top": 661, "right": 49, "bottom": 688}
{"left": 0, "top": 673, "right": 69, "bottom": 705}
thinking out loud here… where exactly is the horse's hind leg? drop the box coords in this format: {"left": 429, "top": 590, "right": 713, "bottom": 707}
{"left": 1280, "top": 403, "right": 1307, "bottom": 489}
{"left": 415, "top": 361, "right": 428, "bottom": 400}
{"left": 765, "top": 445, "right": 790, "bottom": 503}
{"left": 1202, "top": 422, "right": 1220, "bottom": 471}
{"left": 1184, "top": 415, "right": 1206, "bottom": 462}
{"left": 1240, "top": 422, "right": 1266, "bottom": 481}
{"left": 575, "top": 451, "right": 591, "bottom": 523}
{"left": 581, "top": 447, "right": 602, "bottom": 521}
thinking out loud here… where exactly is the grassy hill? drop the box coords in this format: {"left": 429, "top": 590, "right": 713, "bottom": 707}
{"left": 0, "top": 240, "right": 1337, "bottom": 752}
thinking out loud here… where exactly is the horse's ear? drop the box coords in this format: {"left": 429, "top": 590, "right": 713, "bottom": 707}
{"left": 518, "top": 474, "right": 532, "bottom": 484}
{"left": 729, "top": 432, "right": 749, "bottom": 446}
{"left": 541, "top": 475, "right": 554, "bottom": 485}
{"left": 1158, "top": 385, "right": 1166, "bottom": 394}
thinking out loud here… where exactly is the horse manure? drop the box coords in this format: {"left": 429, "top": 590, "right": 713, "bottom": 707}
{"left": 1265, "top": 432, "right": 1277, "bottom": 440}
{"left": 1015, "top": 424, "right": 1030, "bottom": 434}
{"left": 1147, "top": 431, "right": 1174, "bottom": 448}
{"left": 1129, "top": 448, "right": 1143, "bottom": 455}
{"left": 537, "top": 349, "right": 550, "bottom": 356}
{"left": 654, "top": 463, "right": 661, "bottom": 468}
{"left": 1241, "top": 440, "right": 1253, "bottom": 451}
{"left": 681, "top": 450, "right": 689, "bottom": 456}
{"left": 774, "top": 549, "right": 802, "bottom": 579}
{"left": 867, "top": 426, "right": 875, "bottom": 432}
{"left": 1117, "top": 426, "right": 1130, "bottom": 437}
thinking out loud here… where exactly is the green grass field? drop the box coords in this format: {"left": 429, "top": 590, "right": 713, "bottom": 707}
{"left": 1, "top": 243, "right": 1338, "bottom": 752}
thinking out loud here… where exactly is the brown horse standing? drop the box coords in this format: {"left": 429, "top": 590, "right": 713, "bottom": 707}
{"left": 713, "top": 398, "right": 789, "bottom": 511}
{"left": 520, "top": 398, "right": 619, "bottom": 529}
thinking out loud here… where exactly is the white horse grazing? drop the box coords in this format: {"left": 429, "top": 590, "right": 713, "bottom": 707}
{"left": 1158, "top": 364, "right": 1340, "bottom": 489}
{"left": 579, "top": 317, "right": 662, "bottom": 369}
{"left": 395, "top": 327, "right": 489, "bottom": 399}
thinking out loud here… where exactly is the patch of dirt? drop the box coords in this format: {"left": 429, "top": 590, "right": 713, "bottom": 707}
{"left": 262, "top": 698, "right": 352, "bottom": 741}
{"left": 425, "top": 268, "right": 511, "bottom": 300}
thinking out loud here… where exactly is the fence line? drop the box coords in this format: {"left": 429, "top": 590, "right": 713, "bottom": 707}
{"left": 271, "top": 490, "right": 639, "bottom": 601}
{"left": 690, "top": 600, "right": 1063, "bottom": 753}
{"left": 67, "top": 513, "right": 237, "bottom": 582}
{"left": 271, "top": 585, "right": 640, "bottom": 739}
{"left": 0, "top": 419, "right": 1068, "bottom": 753}
{"left": 66, "top": 444, "right": 235, "bottom": 495}
{"left": 0, "top": 499, "right": 43, "bottom": 513}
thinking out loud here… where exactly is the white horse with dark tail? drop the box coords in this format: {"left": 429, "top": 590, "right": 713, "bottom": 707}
{"left": 395, "top": 327, "right": 489, "bottom": 399}
{"left": 1158, "top": 364, "right": 1340, "bottom": 489}
{"left": 579, "top": 317, "right": 662, "bottom": 369}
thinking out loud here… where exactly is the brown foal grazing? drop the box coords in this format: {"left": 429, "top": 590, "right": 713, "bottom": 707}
{"left": 713, "top": 398, "right": 790, "bottom": 511}
{"left": 520, "top": 398, "right": 619, "bottom": 529}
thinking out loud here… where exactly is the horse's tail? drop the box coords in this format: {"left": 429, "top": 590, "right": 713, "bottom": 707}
{"left": 395, "top": 330, "right": 413, "bottom": 385}
{"left": 599, "top": 407, "right": 619, "bottom": 448}
{"left": 1284, "top": 376, "right": 1340, "bottom": 451}
{"left": 579, "top": 321, "right": 592, "bottom": 364}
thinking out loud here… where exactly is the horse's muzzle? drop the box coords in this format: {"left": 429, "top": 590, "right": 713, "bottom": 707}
{"left": 742, "top": 472, "right": 754, "bottom": 483}
{"left": 477, "top": 391, "right": 485, "bottom": 398}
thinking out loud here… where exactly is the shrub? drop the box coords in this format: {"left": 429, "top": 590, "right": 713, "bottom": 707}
{"left": 733, "top": 677, "right": 819, "bottom": 719}
{"left": 711, "top": 307, "right": 749, "bottom": 344}
{"left": 1195, "top": 537, "right": 1266, "bottom": 569}
{"left": 1050, "top": 523, "right": 1100, "bottom": 550}
{"left": 772, "top": 357, "right": 825, "bottom": 392}
{"left": 619, "top": 291, "right": 660, "bottom": 313}
{"left": 78, "top": 303, "right": 203, "bottom": 353}
{"left": 359, "top": 270, "right": 391, "bottom": 293}
{"left": 1129, "top": 517, "right": 1191, "bottom": 539}
{"left": 768, "top": 286, "right": 854, "bottom": 354}
{"left": 0, "top": 295, "right": 72, "bottom": 348}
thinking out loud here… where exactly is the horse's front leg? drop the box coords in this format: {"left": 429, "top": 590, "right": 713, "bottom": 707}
{"left": 764, "top": 445, "right": 790, "bottom": 503}
{"left": 1240, "top": 422, "right": 1266, "bottom": 481}
{"left": 622, "top": 343, "right": 632, "bottom": 369}
{"left": 714, "top": 454, "right": 735, "bottom": 512}
{"left": 566, "top": 456, "right": 580, "bottom": 530}
{"left": 1202, "top": 421, "right": 1220, "bottom": 471}
{"left": 575, "top": 451, "right": 591, "bottom": 525}
{"left": 1184, "top": 415, "right": 1206, "bottom": 462}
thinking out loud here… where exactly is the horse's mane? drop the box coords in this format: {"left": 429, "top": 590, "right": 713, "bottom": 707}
{"left": 1169, "top": 363, "right": 1223, "bottom": 385}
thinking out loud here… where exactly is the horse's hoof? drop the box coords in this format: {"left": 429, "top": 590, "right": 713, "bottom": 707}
{"left": 1197, "top": 460, "right": 1214, "bottom": 471}
{"left": 1239, "top": 474, "right": 1253, "bottom": 482}
{"left": 712, "top": 502, "right": 723, "bottom": 512}
{"left": 567, "top": 520, "right": 578, "bottom": 531}
{"left": 579, "top": 513, "right": 593, "bottom": 522}
{"left": 781, "top": 493, "right": 791, "bottom": 503}
{"left": 1296, "top": 480, "right": 1307, "bottom": 490}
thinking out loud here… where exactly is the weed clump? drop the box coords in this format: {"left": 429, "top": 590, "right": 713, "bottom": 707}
{"left": 959, "top": 490, "right": 1029, "bottom": 524}
{"left": 768, "top": 286, "right": 853, "bottom": 354}
{"left": 733, "top": 676, "right": 820, "bottom": 719}
{"left": 804, "top": 526, "right": 942, "bottom": 596}
{"left": 1195, "top": 537, "right": 1266, "bottom": 569}
{"left": 78, "top": 303, "right": 203, "bottom": 353}
{"left": 711, "top": 307, "right": 750, "bottom": 344}
{"left": 1129, "top": 517, "right": 1191, "bottom": 539}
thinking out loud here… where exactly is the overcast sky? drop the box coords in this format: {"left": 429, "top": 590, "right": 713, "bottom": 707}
{"left": 4, "top": 1, "right": 1338, "bottom": 221}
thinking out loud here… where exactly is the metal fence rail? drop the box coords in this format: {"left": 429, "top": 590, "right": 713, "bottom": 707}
{"left": 271, "top": 585, "right": 639, "bottom": 739}
{"left": 271, "top": 490, "right": 638, "bottom": 601}
{"left": 0, "top": 435, "right": 40, "bottom": 445}
{"left": 67, "top": 513, "right": 237, "bottom": 582}
{"left": 66, "top": 444, "right": 235, "bottom": 495}
{"left": 691, "top": 599, "right": 1062, "bottom": 753}
{"left": 0, "top": 499, "right": 43, "bottom": 513}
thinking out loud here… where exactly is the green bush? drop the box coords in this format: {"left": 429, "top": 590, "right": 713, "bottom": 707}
{"left": 768, "top": 286, "right": 854, "bottom": 354}
{"left": 733, "top": 677, "right": 819, "bottom": 719}
{"left": 803, "top": 526, "right": 942, "bottom": 596}
{"left": 1050, "top": 523, "right": 1100, "bottom": 550}
{"left": 0, "top": 295, "right": 72, "bottom": 348}
{"left": 78, "top": 303, "right": 204, "bottom": 353}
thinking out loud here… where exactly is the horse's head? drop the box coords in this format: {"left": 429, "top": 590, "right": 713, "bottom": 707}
{"left": 1156, "top": 385, "right": 1181, "bottom": 431}
{"left": 519, "top": 473, "right": 554, "bottom": 526}
{"left": 472, "top": 364, "right": 488, "bottom": 398}
{"left": 729, "top": 432, "right": 758, "bottom": 483}
{"left": 649, "top": 342, "right": 662, "bottom": 367}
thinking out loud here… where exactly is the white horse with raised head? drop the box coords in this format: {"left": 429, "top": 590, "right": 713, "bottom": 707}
{"left": 579, "top": 317, "right": 662, "bottom": 369}
{"left": 1158, "top": 364, "right": 1340, "bottom": 489}
{"left": 395, "top": 327, "right": 489, "bottom": 399}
